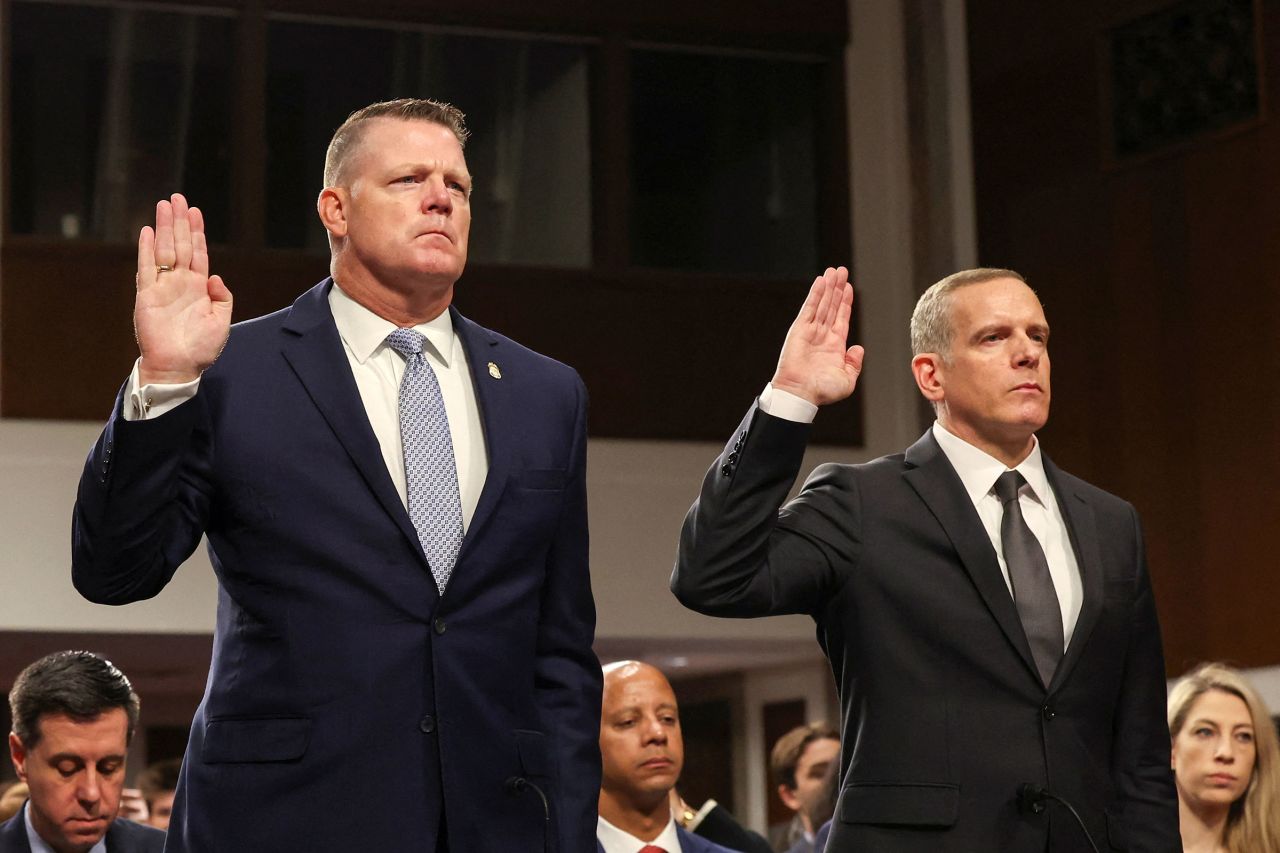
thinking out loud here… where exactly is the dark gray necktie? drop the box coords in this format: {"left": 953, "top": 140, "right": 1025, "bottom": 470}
{"left": 995, "top": 470, "right": 1063, "bottom": 687}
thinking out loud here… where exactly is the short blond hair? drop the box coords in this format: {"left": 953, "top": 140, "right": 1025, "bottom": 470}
{"left": 323, "top": 98, "right": 469, "bottom": 188}
{"left": 1168, "top": 663, "right": 1280, "bottom": 852}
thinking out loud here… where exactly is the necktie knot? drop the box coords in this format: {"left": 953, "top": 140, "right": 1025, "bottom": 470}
{"left": 386, "top": 328, "right": 426, "bottom": 358}
{"left": 994, "top": 470, "right": 1025, "bottom": 505}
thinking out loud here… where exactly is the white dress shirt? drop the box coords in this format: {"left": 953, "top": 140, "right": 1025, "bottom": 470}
{"left": 597, "top": 814, "right": 684, "bottom": 853}
{"left": 759, "top": 385, "right": 1083, "bottom": 645}
{"left": 124, "top": 282, "right": 489, "bottom": 530}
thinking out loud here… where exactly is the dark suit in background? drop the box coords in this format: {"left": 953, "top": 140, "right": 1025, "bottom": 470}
{"left": 0, "top": 808, "right": 165, "bottom": 853}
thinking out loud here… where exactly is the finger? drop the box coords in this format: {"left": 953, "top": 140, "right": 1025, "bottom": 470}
{"left": 154, "top": 199, "right": 175, "bottom": 266}
{"left": 137, "top": 226, "right": 156, "bottom": 289}
{"left": 190, "top": 206, "right": 209, "bottom": 278}
{"left": 797, "top": 274, "right": 824, "bottom": 325}
{"left": 171, "top": 193, "right": 193, "bottom": 269}
{"left": 834, "top": 281, "right": 854, "bottom": 337}
{"left": 814, "top": 267, "right": 838, "bottom": 329}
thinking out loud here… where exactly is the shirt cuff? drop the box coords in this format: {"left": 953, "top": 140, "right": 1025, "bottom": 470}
{"left": 125, "top": 358, "right": 201, "bottom": 421}
{"left": 759, "top": 383, "right": 818, "bottom": 424}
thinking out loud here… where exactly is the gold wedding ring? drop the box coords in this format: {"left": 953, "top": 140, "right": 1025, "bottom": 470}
{"left": 156, "top": 265, "right": 174, "bottom": 273}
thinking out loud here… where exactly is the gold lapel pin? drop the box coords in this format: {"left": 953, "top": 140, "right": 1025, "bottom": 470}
{"left": 488, "top": 361, "right": 502, "bottom": 379}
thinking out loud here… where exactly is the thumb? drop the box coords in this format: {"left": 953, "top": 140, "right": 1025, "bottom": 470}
{"left": 208, "top": 275, "right": 233, "bottom": 306}
{"left": 845, "top": 344, "right": 865, "bottom": 375}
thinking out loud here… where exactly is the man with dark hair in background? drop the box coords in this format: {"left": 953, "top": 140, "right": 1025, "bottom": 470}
{"left": 1, "top": 651, "right": 164, "bottom": 853}
{"left": 72, "top": 98, "right": 600, "bottom": 852}
{"left": 767, "top": 723, "right": 839, "bottom": 853}
{"left": 134, "top": 761, "right": 179, "bottom": 832}
{"left": 673, "top": 267, "right": 1179, "bottom": 851}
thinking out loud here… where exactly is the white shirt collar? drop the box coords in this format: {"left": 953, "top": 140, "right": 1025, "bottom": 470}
{"left": 328, "top": 281, "right": 456, "bottom": 367}
{"left": 930, "top": 421, "right": 1051, "bottom": 507}
{"left": 23, "top": 802, "right": 107, "bottom": 853}
{"left": 597, "top": 813, "right": 683, "bottom": 853}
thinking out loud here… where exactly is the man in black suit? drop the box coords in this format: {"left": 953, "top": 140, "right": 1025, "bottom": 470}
{"left": 2, "top": 651, "right": 165, "bottom": 853}
{"left": 672, "top": 267, "right": 1179, "bottom": 852}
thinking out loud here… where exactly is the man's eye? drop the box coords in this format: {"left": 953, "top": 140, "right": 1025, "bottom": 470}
{"left": 56, "top": 762, "right": 79, "bottom": 777}
{"left": 99, "top": 760, "right": 123, "bottom": 775}
{"left": 397, "top": 175, "right": 418, "bottom": 184}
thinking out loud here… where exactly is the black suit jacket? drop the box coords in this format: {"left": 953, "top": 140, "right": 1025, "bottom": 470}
{"left": 0, "top": 807, "right": 165, "bottom": 852}
{"left": 672, "top": 405, "right": 1180, "bottom": 853}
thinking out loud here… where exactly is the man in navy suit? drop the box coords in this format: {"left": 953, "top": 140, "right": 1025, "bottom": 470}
{"left": 72, "top": 99, "right": 601, "bottom": 852}
{"left": 596, "top": 661, "right": 742, "bottom": 853}
{"left": 2, "top": 651, "right": 165, "bottom": 853}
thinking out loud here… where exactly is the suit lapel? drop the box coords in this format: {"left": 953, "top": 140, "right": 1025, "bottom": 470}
{"left": 451, "top": 308, "right": 513, "bottom": 562}
{"left": 279, "top": 280, "right": 431, "bottom": 574}
{"left": 1043, "top": 458, "right": 1104, "bottom": 691}
{"left": 902, "top": 430, "right": 1042, "bottom": 685}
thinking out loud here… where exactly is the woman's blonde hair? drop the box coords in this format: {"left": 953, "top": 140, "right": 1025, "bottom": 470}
{"left": 1168, "top": 663, "right": 1280, "bottom": 852}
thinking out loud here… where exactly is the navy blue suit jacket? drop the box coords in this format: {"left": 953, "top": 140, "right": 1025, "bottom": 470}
{"left": 596, "top": 824, "right": 743, "bottom": 853}
{"left": 73, "top": 280, "right": 602, "bottom": 852}
{"left": 0, "top": 807, "right": 165, "bottom": 852}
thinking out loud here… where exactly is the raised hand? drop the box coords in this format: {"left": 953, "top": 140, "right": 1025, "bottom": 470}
{"left": 770, "top": 266, "right": 865, "bottom": 406}
{"left": 134, "top": 193, "right": 233, "bottom": 385}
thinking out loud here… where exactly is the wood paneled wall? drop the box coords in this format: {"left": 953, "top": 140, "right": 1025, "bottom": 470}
{"left": 967, "top": 0, "right": 1280, "bottom": 672}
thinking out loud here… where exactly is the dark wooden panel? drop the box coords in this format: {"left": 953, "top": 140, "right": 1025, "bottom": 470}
{"left": 1, "top": 241, "right": 862, "bottom": 443}
{"left": 968, "top": 0, "right": 1280, "bottom": 670}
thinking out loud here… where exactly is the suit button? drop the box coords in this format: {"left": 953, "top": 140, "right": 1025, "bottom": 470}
{"left": 433, "top": 618, "right": 447, "bottom": 635}
{"left": 419, "top": 715, "right": 436, "bottom": 733}
{"left": 727, "top": 451, "right": 739, "bottom": 464}
{"left": 720, "top": 464, "right": 732, "bottom": 477}
{"left": 1041, "top": 704, "right": 1055, "bottom": 720}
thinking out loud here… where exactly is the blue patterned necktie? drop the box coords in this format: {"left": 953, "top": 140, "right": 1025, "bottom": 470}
{"left": 386, "top": 328, "right": 463, "bottom": 594}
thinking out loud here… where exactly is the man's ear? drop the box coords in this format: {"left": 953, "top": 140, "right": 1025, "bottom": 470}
{"left": 912, "top": 352, "right": 945, "bottom": 404}
{"left": 777, "top": 783, "right": 801, "bottom": 813}
{"left": 317, "top": 186, "right": 349, "bottom": 240}
{"left": 9, "top": 732, "right": 28, "bottom": 782}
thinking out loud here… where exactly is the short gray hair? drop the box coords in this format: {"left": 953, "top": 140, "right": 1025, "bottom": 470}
{"left": 910, "top": 268, "right": 1027, "bottom": 360}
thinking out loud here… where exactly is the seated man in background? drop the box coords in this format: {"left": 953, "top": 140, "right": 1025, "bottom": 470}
{"left": 768, "top": 723, "right": 839, "bottom": 853}
{"left": 1, "top": 651, "right": 165, "bottom": 853}
{"left": 136, "top": 760, "right": 180, "bottom": 832}
{"left": 598, "top": 660, "right": 741, "bottom": 853}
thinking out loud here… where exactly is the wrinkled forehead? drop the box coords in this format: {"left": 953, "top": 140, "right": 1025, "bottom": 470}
{"left": 602, "top": 668, "right": 678, "bottom": 713}
{"left": 949, "top": 277, "right": 1045, "bottom": 326}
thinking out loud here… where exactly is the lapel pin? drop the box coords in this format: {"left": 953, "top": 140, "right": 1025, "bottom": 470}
{"left": 488, "top": 362, "right": 502, "bottom": 379}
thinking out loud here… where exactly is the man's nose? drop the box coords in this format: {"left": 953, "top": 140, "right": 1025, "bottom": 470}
{"left": 642, "top": 718, "right": 668, "bottom": 744}
{"left": 421, "top": 177, "right": 452, "bottom": 214}
{"left": 76, "top": 771, "right": 102, "bottom": 807}
{"left": 1012, "top": 334, "right": 1041, "bottom": 366}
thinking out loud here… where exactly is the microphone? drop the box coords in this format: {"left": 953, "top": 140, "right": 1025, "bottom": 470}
{"left": 505, "top": 776, "right": 553, "bottom": 853}
{"left": 1016, "top": 783, "right": 1101, "bottom": 853}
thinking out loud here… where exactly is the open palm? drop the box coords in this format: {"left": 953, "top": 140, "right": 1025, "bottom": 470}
{"left": 770, "top": 266, "right": 865, "bottom": 406}
{"left": 134, "top": 193, "right": 233, "bottom": 385}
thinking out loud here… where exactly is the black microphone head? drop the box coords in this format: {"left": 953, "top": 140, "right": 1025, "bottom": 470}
{"left": 505, "top": 776, "right": 529, "bottom": 794}
{"left": 1017, "top": 782, "right": 1047, "bottom": 814}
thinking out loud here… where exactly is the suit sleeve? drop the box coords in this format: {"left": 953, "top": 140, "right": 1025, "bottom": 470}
{"left": 534, "top": 374, "right": 603, "bottom": 853}
{"left": 1110, "top": 507, "right": 1181, "bottom": 853}
{"left": 671, "top": 400, "right": 860, "bottom": 618}
{"left": 71, "top": 383, "right": 214, "bottom": 604}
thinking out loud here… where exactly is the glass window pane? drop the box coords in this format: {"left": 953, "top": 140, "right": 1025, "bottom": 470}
{"left": 629, "top": 49, "right": 822, "bottom": 276}
{"left": 9, "top": 1, "right": 236, "bottom": 241}
{"left": 266, "top": 20, "right": 592, "bottom": 268}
